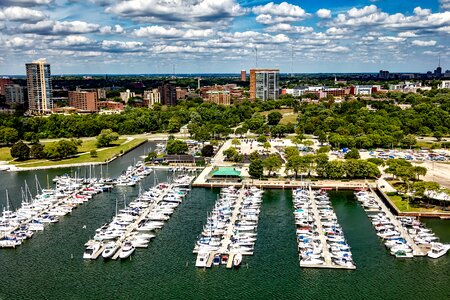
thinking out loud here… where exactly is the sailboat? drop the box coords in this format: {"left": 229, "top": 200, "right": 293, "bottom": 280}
{"left": 233, "top": 253, "right": 242, "bottom": 267}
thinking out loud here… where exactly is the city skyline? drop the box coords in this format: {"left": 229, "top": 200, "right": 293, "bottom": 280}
{"left": 0, "top": 0, "right": 449, "bottom": 75}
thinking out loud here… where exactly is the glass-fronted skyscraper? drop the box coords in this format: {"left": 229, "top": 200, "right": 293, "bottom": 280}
{"left": 26, "top": 60, "right": 53, "bottom": 114}
{"left": 250, "top": 69, "right": 279, "bottom": 101}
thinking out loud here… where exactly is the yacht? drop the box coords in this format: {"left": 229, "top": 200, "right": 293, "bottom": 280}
{"left": 427, "top": 243, "right": 450, "bottom": 259}
{"left": 102, "top": 242, "right": 119, "bottom": 259}
{"left": 195, "top": 252, "right": 209, "bottom": 267}
{"left": 119, "top": 241, "right": 135, "bottom": 259}
{"left": 233, "top": 253, "right": 242, "bottom": 267}
{"left": 83, "top": 242, "right": 102, "bottom": 259}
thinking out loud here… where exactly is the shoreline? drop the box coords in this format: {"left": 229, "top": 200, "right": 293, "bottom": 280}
{"left": 5, "top": 139, "right": 147, "bottom": 172}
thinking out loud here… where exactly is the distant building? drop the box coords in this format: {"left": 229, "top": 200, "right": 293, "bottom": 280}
{"left": 249, "top": 68, "right": 279, "bottom": 101}
{"left": 353, "top": 85, "right": 374, "bottom": 95}
{"left": 241, "top": 70, "right": 246, "bottom": 82}
{"left": 176, "top": 87, "right": 188, "bottom": 100}
{"left": 120, "top": 89, "right": 135, "bottom": 104}
{"left": 0, "top": 78, "right": 13, "bottom": 96}
{"left": 143, "top": 89, "right": 161, "bottom": 107}
{"left": 5, "top": 84, "right": 25, "bottom": 105}
{"left": 26, "top": 59, "right": 53, "bottom": 114}
{"left": 206, "top": 91, "right": 231, "bottom": 106}
{"left": 68, "top": 89, "right": 98, "bottom": 112}
{"left": 379, "top": 70, "right": 390, "bottom": 79}
{"left": 98, "top": 101, "right": 124, "bottom": 111}
{"left": 158, "top": 83, "right": 177, "bottom": 106}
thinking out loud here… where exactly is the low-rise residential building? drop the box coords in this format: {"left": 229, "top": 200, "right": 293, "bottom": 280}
{"left": 205, "top": 90, "right": 231, "bottom": 105}
{"left": 439, "top": 80, "right": 450, "bottom": 89}
{"left": 98, "top": 101, "right": 124, "bottom": 112}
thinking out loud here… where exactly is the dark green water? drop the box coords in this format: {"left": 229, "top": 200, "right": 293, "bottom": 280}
{"left": 0, "top": 145, "right": 449, "bottom": 299}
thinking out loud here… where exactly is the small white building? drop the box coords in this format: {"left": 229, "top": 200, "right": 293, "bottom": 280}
{"left": 439, "top": 80, "right": 450, "bottom": 89}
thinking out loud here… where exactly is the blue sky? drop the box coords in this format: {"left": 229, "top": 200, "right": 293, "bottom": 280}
{"left": 0, "top": 0, "right": 449, "bottom": 74}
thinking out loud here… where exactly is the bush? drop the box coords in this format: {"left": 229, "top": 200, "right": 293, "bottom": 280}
{"left": 90, "top": 150, "right": 98, "bottom": 157}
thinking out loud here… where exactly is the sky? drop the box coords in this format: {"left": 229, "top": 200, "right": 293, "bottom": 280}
{"left": 0, "top": 0, "right": 449, "bottom": 75}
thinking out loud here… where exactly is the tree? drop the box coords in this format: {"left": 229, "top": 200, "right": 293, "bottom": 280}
{"left": 201, "top": 144, "right": 214, "bottom": 157}
{"left": 10, "top": 141, "right": 30, "bottom": 161}
{"left": 316, "top": 130, "right": 328, "bottom": 145}
{"left": 24, "top": 132, "right": 39, "bottom": 144}
{"left": 263, "top": 141, "right": 271, "bottom": 153}
{"left": 249, "top": 158, "right": 264, "bottom": 178}
{"left": 324, "top": 160, "right": 345, "bottom": 179}
{"left": 316, "top": 146, "right": 330, "bottom": 154}
{"left": 234, "top": 127, "right": 247, "bottom": 137}
{"left": 411, "top": 166, "right": 427, "bottom": 181}
{"left": 267, "top": 111, "right": 282, "bottom": 125}
{"left": 344, "top": 148, "right": 360, "bottom": 159}
{"left": 0, "top": 127, "right": 19, "bottom": 145}
{"left": 223, "top": 147, "right": 238, "bottom": 160}
{"left": 167, "top": 117, "right": 182, "bottom": 133}
{"left": 249, "top": 150, "right": 260, "bottom": 162}
{"left": 193, "top": 126, "right": 211, "bottom": 143}
{"left": 263, "top": 154, "right": 282, "bottom": 176}
{"left": 145, "top": 151, "right": 157, "bottom": 162}
{"left": 284, "top": 146, "right": 299, "bottom": 159}
{"left": 401, "top": 134, "right": 417, "bottom": 149}
{"left": 30, "top": 143, "right": 45, "bottom": 159}
{"left": 433, "top": 131, "right": 443, "bottom": 141}
{"left": 270, "top": 124, "right": 286, "bottom": 138}
{"left": 286, "top": 155, "right": 307, "bottom": 178}
{"left": 367, "top": 158, "right": 385, "bottom": 166}
{"left": 302, "top": 140, "right": 314, "bottom": 150}
{"left": 257, "top": 135, "right": 267, "bottom": 143}
{"left": 44, "top": 139, "right": 78, "bottom": 159}
{"left": 412, "top": 181, "right": 440, "bottom": 199}
{"left": 96, "top": 129, "right": 119, "bottom": 148}
{"left": 231, "top": 138, "right": 241, "bottom": 146}
{"left": 90, "top": 150, "right": 98, "bottom": 157}
{"left": 166, "top": 139, "right": 188, "bottom": 155}
{"left": 315, "top": 153, "right": 329, "bottom": 177}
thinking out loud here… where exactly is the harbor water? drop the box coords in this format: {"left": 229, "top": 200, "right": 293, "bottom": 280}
{"left": 0, "top": 143, "right": 449, "bottom": 299}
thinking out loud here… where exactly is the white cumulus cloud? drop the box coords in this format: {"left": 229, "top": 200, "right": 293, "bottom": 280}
{"left": 0, "top": 6, "right": 46, "bottom": 22}
{"left": 316, "top": 8, "right": 331, "bottom": 19}
{"left": 411, "top": 40, "right": 437, "bottom": 46}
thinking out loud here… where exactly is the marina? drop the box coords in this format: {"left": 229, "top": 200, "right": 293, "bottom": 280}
{"left": 194, "top": 185, "right": 264, "bottom": 268}
{"left": 355, "top": 189, "right": 433, "bottom": 257}
{"left": 293, "top": 186, "right": 355, "bottom": 270}
{"left": 0, "top": 160, "right": 153, "bottom": 249}
{"left": 85, "top": 174, "right": 195, "bottom": 260}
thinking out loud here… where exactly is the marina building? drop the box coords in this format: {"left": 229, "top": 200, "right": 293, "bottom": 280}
{"left": 249, "top": 68, "right": 279, "bottom": 101}
{"left": 26, "top": 59, "right": 53, "bottom": 114}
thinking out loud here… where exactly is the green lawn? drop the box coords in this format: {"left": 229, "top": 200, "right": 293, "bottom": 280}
{"left": 0, "top": 147, "right": 13, "bottom": 161}
{"left": 260, "top": 108, "right": 294, "bottom": 117}
{"left": 77, "top": 138, "right": 125, "bottom": 153}
{"left": 389, "top": 194, "right": 443, "bottom": 213}
{"left": 11, "top": 138, "right": 145, "bottom": 168}
{"left": 280, "top": 114, "right": 298, "bottom": 125}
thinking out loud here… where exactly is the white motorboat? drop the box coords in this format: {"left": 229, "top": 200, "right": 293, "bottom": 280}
{"left": 83, "top": 242, "right": 101, "bottom": 259}
{"left": 102, "top": 242, "right": 119, "bottom": 259}
{"left": 428, "top": 243, "right": 450, "bottom": 259}
{"left": 233, "top": 253, "right": 242, "bottom": 267}
{"left": 195, "top": 252, "right": 209, "bottom": 267}
{"left": 119, "top": 241, "right": 135, "bottom": 259}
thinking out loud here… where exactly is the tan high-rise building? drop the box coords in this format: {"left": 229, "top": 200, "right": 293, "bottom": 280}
{"left": 206, "top": 91, "right": 231, "bottom": 106}
{"left": 249, "top": 68, "right": 279, "bottom": 101}
{"left": 68, "top": 89, "right": 98, "bottom": 111}
{"left": 241, "top": 70, "right": 246, "bottom": 82}
{"left": 26, "top": 59, "right": 53, "bottom": 114}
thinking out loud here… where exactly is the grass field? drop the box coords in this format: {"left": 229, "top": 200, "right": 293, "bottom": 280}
{"left": 260, "top": 108, "right": 294, "bottom": 117}
{"left": 259, "top": 108, "right": 297, "bottom": 125}
{"left": 0, "top": 147, "right": 13, "bottom": 161}
{"left": 389, "top": 194, "right": 442, "bottom": 213}
{"left": 10, "top": 138, "right": 145, "bottom": 168}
